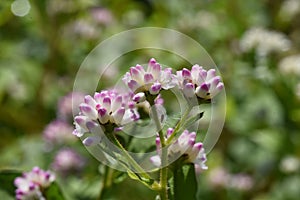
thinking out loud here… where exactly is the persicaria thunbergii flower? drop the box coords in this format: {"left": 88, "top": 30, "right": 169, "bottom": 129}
{"left": 122, "top": 58, "right": 175, "bottom": 102}
{"left": 176, "top": 65, "right": 224, "bottom": 101}
{"left": 73, "top": 90, "right": 139, "bottom": 146}
{"left": 14, "top": 167, "right": 55, "bottom": 200}
{"left": 43, "top": 120, "right": 76, "bottom": 146}
{"left": 57, "top": 92, "right": 85, "bottom": 120}
{"left": 52, "top": 148, "right": 85, "bottom": 176}
{"left": 150, "top": 129, "right": 207, "bottom": 170}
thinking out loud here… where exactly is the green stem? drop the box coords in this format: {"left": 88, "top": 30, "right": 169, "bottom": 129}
{"left": 111, "top": 133, "right": 152, "bottom": 180}
{"left": 98, "top": 166, "right": 113, "bottom": 200}
{"left": 150, "top": 103, "right": 168, "bottom": 200}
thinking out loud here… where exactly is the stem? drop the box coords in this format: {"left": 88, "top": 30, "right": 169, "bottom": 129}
{"left": 111, "top": 133, "right": 152, "bottom": 180}
{"left": 98, "top": 166, "right": 113, "bottom": 200}
{"left": 150, "top": 103, "right": 168, "bottom": 200}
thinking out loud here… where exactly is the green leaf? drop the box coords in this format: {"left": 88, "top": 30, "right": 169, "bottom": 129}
{"left": 173, "top": 164, "right": 197, "bottom": 200}
{"left": 127, "top": 170, "right": 141, "bottom": 181}
{"left": 182, "top": 112, "right": 204, "bottom": 130}
{"left": 0, "top": 169, "right": 22, "bottom": 197}
{"left": 43, "top": 181, "right": 66, "bottom": 200}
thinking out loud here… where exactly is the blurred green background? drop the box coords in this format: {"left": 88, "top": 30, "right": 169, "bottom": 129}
{"left": 1, "top": 0, "right": 300, "bottom": 199}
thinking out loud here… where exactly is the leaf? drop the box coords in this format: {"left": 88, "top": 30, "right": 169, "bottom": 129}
{"left": 182, "top": 112, "right": 204, "bottom": 130}
{"left": 43, "top": 181, "right": 66, "bottom": 200}
{"left": 173, "top": 164, "right": 197, "bottom": 200}
{"left": 0, "top": 169, "right": 22, "bottom": 197}
{"left": 127, "top": 170, "right": 141, "bottom": 181}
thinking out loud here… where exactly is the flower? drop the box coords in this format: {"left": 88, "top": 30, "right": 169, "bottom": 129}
{"left": 150, "top": 129, "right": 207, "bottom": 170}
{"left": 73, "top": 90, "right": 139, "bottom": 146}
{"left": 122, "top": 58, "right": 175, "bottom": 102}
{"left": 52, "top": 148, "right": 85, "bottom": 175}
{"left": 57, "top": 92, "right": 85, "bottom": 120}
{"left": 208, "top": 167, "right": 253, "bottom": 191}
{"left": 278, "top": 54, "right": 300, "bottom": 76}
{"left": 43, "top": 120, "right": 76, "bottom": 146}
{"left": 90, "top": 7, "right": 114, "bottom": 25}
{"left": 229, "top": 174, "right": 253, "bottom": 191}
{"left": 14, "top": 167, "right": 55, "bottom": 200}
{"left": 280, "top": 155, "right": 300, "bottom": 173}
{"left": 208, "top": 167, "right": 229, "bottom": 187}
{"left": 279, "top": 0, "right": 300, "bottom": 21}
{"left": 240, "top": 27, "right": 291, "bottom": 56}
{"left": 175, "top": 65, "right": 224, "bottom": 101}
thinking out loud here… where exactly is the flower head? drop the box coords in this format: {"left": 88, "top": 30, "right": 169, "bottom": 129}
{"left": 123, "top": 58, "right": 175, "bottom": 102}
{"left": 52, "top": 148, "right": 85, "bottom": 175}
{"left": 279, "top": 54, "right": 300, "bottom": 76}
{"left": 14, "top": 167, "right": 55, "bottom": 200}
{"left": 43, "top": 120, "right": 76, "bottom": 146}
{"left": 73, "top": 90, "right": 139, "bottom": 146}
{"left": 240, "top": 27, "right": 291, "bottom": 56}
{"left": 150, "top": 129, "right": 207, "bottom": 170}
{"left": 175, "top": 65, "right": 224, "bottom": 101}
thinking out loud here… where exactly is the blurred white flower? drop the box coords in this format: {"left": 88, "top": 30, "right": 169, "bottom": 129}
{"left": 195, "top": 10, "right": 218, "bottom": 29}
{"left": 278, "top": 54, "right": 300, "bottom": 76}
{"left": 73, "top": 20, "right": 98, "bottom": 39}
{"left": 279, "top": 0, "right": 300, "bottom": 21}
{"left": 229, "top": 174, "right": 253, "bottom": 191}
{"left": 178, "top": 10, "right": 218, "bottom": 31}
{"left": 280, "top": 155, "right": 300, "bottom": 173}
{"left": 240, "top": 27, "right": 291, "bottom": 56}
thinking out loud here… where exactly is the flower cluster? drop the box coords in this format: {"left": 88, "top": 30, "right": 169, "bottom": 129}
{"left": 73, "top": 90, "right": 139, "bottom": 146}
{"left": 240, "top": 27, "right": 291, "bottom": 56}
{"left": 14, "top": 167, "right": 55, "bottom": 200}
{"left": 122, "top": 58, "right": 175, "bottom": 103}
{"left": 43, "top": 119, "right": 76, "bottom": 146}
{"left": 279, "top": 0, "right": 300, "bottom": 21}
{"left": 52, "top": 148, "right": 85, "bottom": 175}
{"left": 278, "top": 54, "right": 300, "bottom": 76}
{"left": 151, "top": 129, "right": 208, "bottom": 170}
{"left": 175, "top": 65, "right": 224, "bottom": 101}
{"left": 208, "top": 167, "right": 253, "bottom": 191}
{"left": 72, "top": 58, "right": 223, "bottom": 167}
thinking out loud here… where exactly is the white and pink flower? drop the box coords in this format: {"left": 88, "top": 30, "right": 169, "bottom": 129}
{"left": 73, "top": 90, "right": 139, "bottom": 146}
{"left": 14, "top": 167, "right": 55, "bottom": 200}
{"left": 175, "top": 65, "right": 224, "bottom": 100}
{"left": 150, "top": 129, "right": 207, "bottom": 170}
{"left": 123, "top": 58, "right": 175, "bottom": 102}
